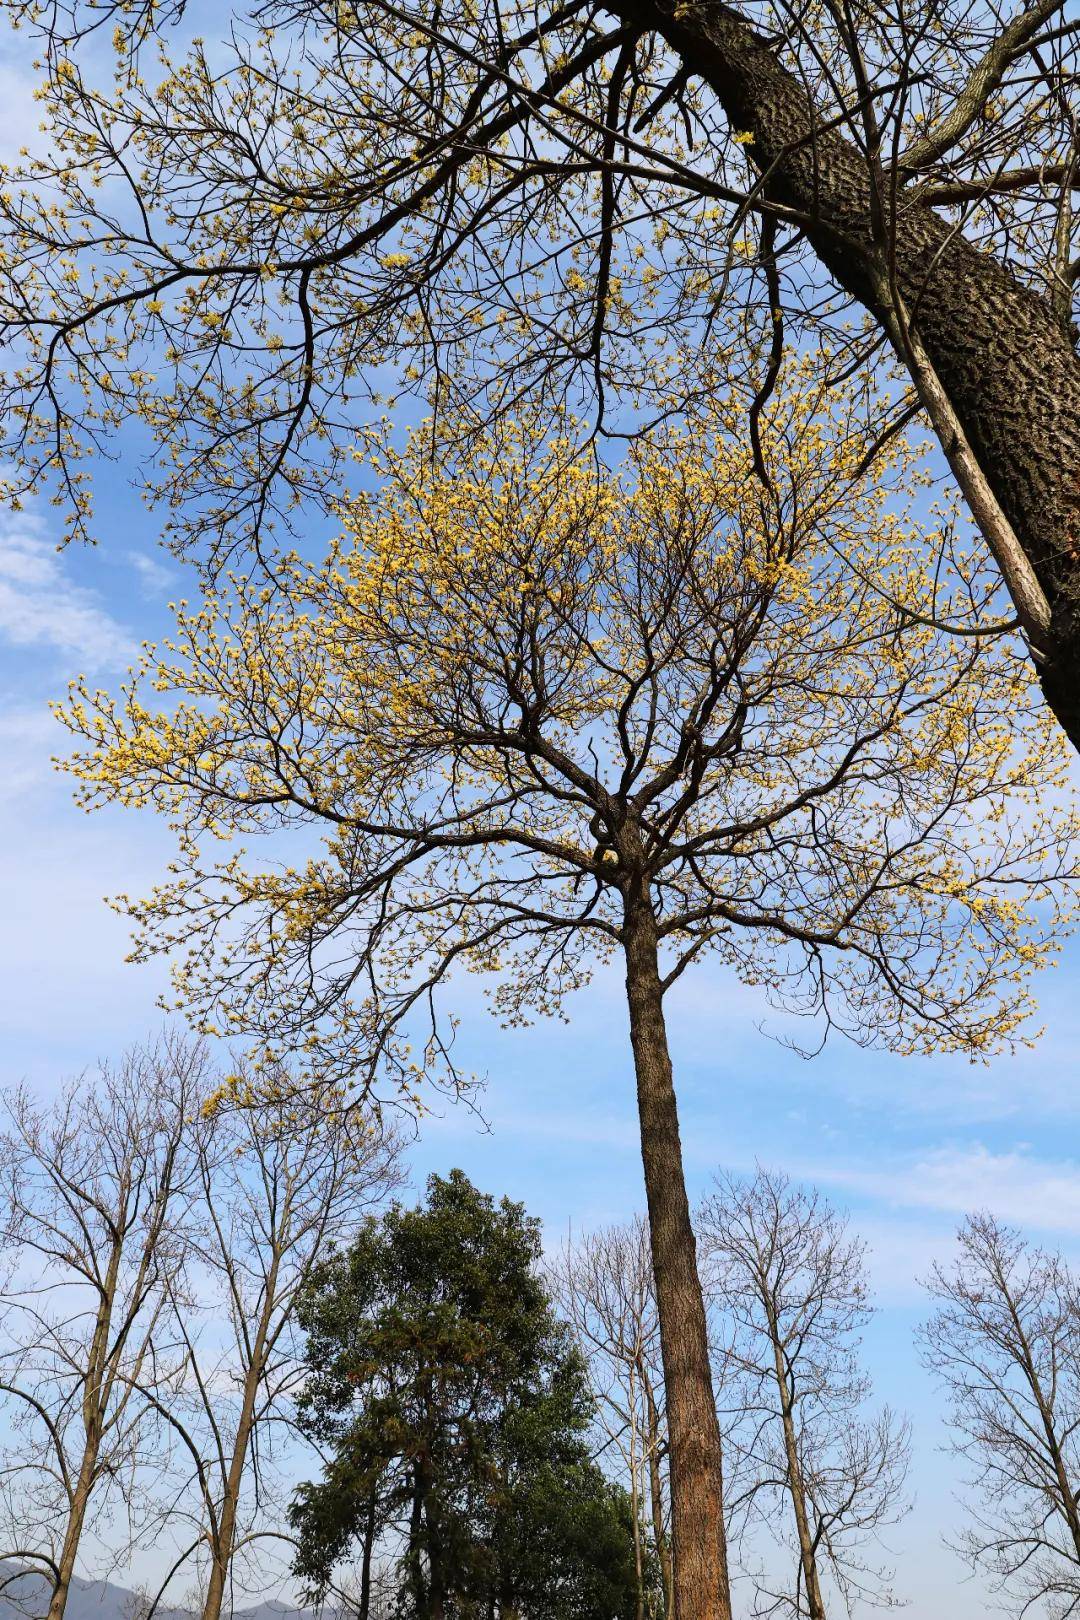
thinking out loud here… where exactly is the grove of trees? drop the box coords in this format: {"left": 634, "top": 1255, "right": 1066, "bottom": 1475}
{"left": 4, "top": 1044, "right": 1080, "bottom": 1620}
{"left": 54, "top": 353, "right": 1077, "bottom": 1618}
{"left": 0, "top": 1039, "right": 406, "bottom": 1620}
{"left": 0, "top": 0, "right": 1075, "bottom": 1609}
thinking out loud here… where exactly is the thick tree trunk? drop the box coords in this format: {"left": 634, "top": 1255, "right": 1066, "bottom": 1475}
{"left": 623, "top": 888, "right": 731, "bottom": 1620}
{"left": 618, "top": 0, "right": 1080, "bottom": 750}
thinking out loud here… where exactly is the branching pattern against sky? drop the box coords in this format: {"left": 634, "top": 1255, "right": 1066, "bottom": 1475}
{"left": 0, "top": 14, "right": 1078, "bottom": 1620}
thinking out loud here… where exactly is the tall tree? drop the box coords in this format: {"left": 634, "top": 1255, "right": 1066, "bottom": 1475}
{"left": 0, "top": 1036, "right": 203, "bottom": 1620}
{"left": 57, "top": 369, "right": 1078, "bottom": 1620}
{"left": 290, "top": 1168, "right": 646, "bottom": 1620}
{"left": 129, "top": 1084, "right": 404, "bottom": 1620}
{"left": 922, "top": 1214, "right": 1080, "bottom": 1618}
{"left": 1, "top": 0, "right": 1078, "bottom": 739}
{"left": 699, "top": 1170, "right": 909, "bottom": 1618}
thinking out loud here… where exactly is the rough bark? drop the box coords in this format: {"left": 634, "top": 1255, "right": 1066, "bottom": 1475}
{"left": 623, "top": 887, "right": 731, "bottom": 1620}
{"left": 617, "top": 0, "right": 1080, "bottom": 749}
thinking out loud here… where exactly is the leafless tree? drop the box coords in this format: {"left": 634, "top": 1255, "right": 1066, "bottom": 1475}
{"left": 0, "top": 1035, "right": 206, "bottom": 1620}
{"left": 922, "top": 1213, "right": 1080, "bottom": 1619}
{"left": 134, "top": 1086, "right": 404, "bottom": 1620}
{"left": 2, "top": 0, "right": 1079, "bottom": 744}
{"left": 552, "top": 1217, "right": 673, "bottom": 1618}
{"left": 699, "top": 1169, "right": 910, "bottom": 1619}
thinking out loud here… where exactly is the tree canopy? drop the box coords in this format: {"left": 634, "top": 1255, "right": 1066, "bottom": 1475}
{"left": 57, "top": 367, "right": 1076, "bottom": 1090}
{"left": 1, "top": 0, "right": 1078, "bottom": 739}
{"left": 55, "top": 353, "right": 1079, "bottom": 1620}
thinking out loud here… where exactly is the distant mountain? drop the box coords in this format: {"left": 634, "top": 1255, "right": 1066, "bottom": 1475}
{"left": 0, "top": 1568, "right": 316, "bottom": 1620}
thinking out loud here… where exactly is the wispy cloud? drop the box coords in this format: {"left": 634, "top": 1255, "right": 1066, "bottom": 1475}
{"left": 125, "top": 547, "right": 176, "bottom": 597}
{"left": 0, "top": 510, "right": 132, "bottom": 668}
{"left": 806, "top": 1142, "right": 1080, "bottom": 1238}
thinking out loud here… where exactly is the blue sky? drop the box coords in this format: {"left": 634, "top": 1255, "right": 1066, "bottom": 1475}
{"left": 2, "top": 22, "right": 1080, "bottom": 1620}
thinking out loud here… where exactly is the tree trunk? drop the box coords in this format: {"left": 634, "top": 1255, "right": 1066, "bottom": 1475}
{"left": 45, "top": 1451, "right": 96, "bottom": 1620}
{"left": 202, "top": 1249, "right": 281, "bottom": 1620}
{"left": 418, "top": 1443, "right": 447, "bottom": 1620}
{"left": 616, "top": 0, "right": 1080, "bottom": 750}
{"left": 767, "top": 1317, "right": 826, "bottom": 1620}
{"left": 623, "top": 888, "right": 731, "bottom": 1620}
{"left": 642, "top": 1366, "right": 675, "bottom": 1619}
{"left": 46, "top": 1237, "right": 125, "bottom": 1620}
{"left": 358, "top": 1488, "right": 377, "bottom": 1620}
{"left": 629, "top": 1377, "right": 646, "bottom": 1620}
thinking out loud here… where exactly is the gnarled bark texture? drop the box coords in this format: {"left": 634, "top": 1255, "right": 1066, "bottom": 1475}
{"left": 617, "top": 0, "right": 1080, "bottom": 747}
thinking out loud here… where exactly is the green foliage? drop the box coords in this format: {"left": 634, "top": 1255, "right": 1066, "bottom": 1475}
{"left": 290, "top": 1169, "right": 649, "bottom": 1619}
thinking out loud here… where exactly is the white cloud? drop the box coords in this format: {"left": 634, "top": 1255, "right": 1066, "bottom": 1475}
{"left": 0, "top": 511, "right": 132, "bottom": 668}
{"left": 0, "top": 704, "right": 63, "bottom": 803}
{"left": 810, "top": 1142, "right": 1080, "bottom": 1239}
{"left": 125, "top": 547, "right": 176, "bottom": 597}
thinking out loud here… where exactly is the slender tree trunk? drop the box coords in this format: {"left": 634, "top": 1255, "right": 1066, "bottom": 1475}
{"left": 623, "top": 887, "right": 731, "bottom": 1620}
{"left": 617, "top": 0, "right": 1080, "bottom": 750}
{"left": 629, "top": 1360, "right": 646, "bottom": 1620}
{"left": 767, "top": 1317, "right": 826, "bottom": 1620}
{"left": 46, "top": 1239, "right": 125, "bottom": 1620}
{"left": 417, "top": 1444, "right": 446, "bottom": 1620}
{"left": 407, "top": 1469, "right": 427, "bottom": 1617}
{"left": 45, "top": 1448, "right": 97, "bottom": 1620}
{"left": 201, "top": 1250, "right": 281, "bottom": 1620}
{"left": 642, "top": 1366, "right": 674, "bottom": 1619}
{"left": 358, "top": 1488, "right": 377, "bottom": 1620}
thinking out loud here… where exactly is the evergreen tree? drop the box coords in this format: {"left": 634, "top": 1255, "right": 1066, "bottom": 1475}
{"left": 290, "top": 1170, "right": 649, "bottom": 1620}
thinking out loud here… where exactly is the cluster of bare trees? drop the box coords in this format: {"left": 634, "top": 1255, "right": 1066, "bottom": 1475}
{"left": 4, "top": 1027, "right": 1080, "bottom": 1620}
{"left": 922, "top": 1214, "right": 1080, "bottom": 1620}
{"left": 554, "top": 1171, "right": 909, "bottom": 1620}
{"left": 552, "top": 1218, "right": 674, "bottom": 1617}
{"left": 557, "top": 1174, "right": 1080, "bottom": 1620}
{"left": 0, "top": 1037, "right": 404, "bottom": 1620}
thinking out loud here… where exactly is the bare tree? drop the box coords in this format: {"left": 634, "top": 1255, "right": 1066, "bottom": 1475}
{"left": 0, "top": 1035, "right": 206, "bottom": 1620}
{"left": 2, "top": 0, "right": 1080, "bottom": 741}
{"left": 552, "top": 1217, "right": 672, "bottom": 1619}
{"left": 922, "top": 1214, "right": 1080, "bottom": 1619}
{"left": 135, "top": 1086, "right": 404, "bottom": 1620}
{"left": 699, "top": 1169, "right": 909, "bottom": 1618}
{"left": 56, "top": 367, "right": 1076, "bottom": 1620}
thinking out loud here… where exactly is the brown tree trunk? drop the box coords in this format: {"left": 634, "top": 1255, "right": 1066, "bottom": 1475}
{"left": 45, "top": 1451, "right": 96, "bottom": 1620}
{"left": 46, "top": 1239, "right": 124, "bottom": 1620}
{"left": 642, "top": 1366, "right": 675, "bottom": 1619}
{"left": 623, "top": 887, "right": 731, "bottom": 1620}
{"left": 616, "top": 0, "right": 1080, "bottom": 750}
{"left": 202, "top": 1250, "right": 281, "bottom": 1620}
{"left": 767, "top": 1313, "right": 826, "bottom": 1620}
